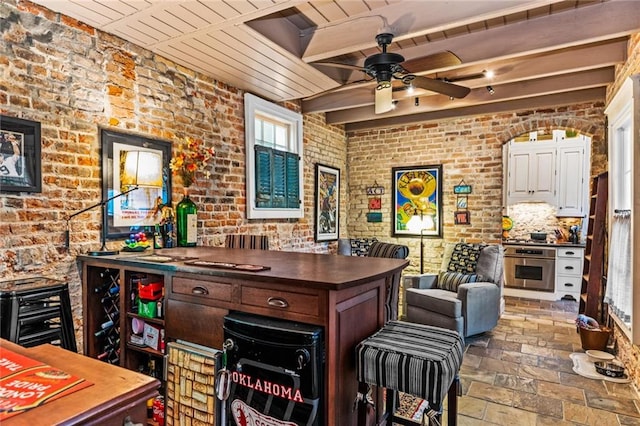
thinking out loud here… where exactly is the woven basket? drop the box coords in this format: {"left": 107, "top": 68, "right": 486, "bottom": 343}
{"left": 579, "top": 326, "right": 611, "bottom": 351}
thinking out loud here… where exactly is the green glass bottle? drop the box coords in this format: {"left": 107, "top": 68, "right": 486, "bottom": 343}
{"left": 176, "top": 192, "right": 197, "bottom": 247}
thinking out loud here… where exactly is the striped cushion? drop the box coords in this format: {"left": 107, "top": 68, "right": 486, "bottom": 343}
{"left": 356, "top": 321, "right": 464, "bottom": 407}
{"left": 225, "top": 234, "right": 269, "bottom": 250}
{"left": 366, "top": 242, "right": 409, "bottom": 259}
{"left": 436, "top": 271, "right": 480, "bottom": 292}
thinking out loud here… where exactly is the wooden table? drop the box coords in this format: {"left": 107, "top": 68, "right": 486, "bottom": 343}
{"left": 0, "top": 339, "right": 159, "bottom": 426}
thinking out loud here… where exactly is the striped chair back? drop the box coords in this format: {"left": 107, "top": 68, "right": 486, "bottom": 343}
{"left": 225, "top": 234, "right": 269, "bottom": 250}
{"left": 366, "top": 242, "right": 409, "bottom": 323}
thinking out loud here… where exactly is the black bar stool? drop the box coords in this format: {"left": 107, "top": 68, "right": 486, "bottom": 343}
{"left": 0, "top": 277, "right": 77, "bottom": 352}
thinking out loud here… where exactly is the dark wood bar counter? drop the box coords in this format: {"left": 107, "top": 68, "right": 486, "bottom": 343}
{"left": 78, "top": 247, "right": 408, "bottom": 426}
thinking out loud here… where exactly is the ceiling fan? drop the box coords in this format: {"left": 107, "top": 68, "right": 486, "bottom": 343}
{"left": 314, "top": 33, "right": 471, "bottom": 114}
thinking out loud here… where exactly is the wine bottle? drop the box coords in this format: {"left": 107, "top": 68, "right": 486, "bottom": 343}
{"left": 176, "top": 193, "right": 197, "bottom": 247}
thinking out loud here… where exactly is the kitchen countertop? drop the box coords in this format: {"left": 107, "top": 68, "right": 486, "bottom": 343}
{"left": 502, "top": 240, "right": 586, "bottom": 249}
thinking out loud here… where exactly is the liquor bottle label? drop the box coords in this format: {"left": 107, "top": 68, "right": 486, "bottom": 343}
{"left": 186, "top": 213, "right": 197, "bottom": 244}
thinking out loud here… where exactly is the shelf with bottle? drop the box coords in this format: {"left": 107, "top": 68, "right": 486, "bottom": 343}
{"left": 91, "top": 268, "right": 121, "bottom": 365}
{"left": 124, "top": 271, "right": 167, "bottom": 386}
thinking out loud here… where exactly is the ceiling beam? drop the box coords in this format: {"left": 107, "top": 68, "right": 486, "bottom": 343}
{"left": 344, "top": 88, "right": 606, "bottom": 132}
{"left": 328, "top": 68, "right": 614, "bottom": 125}
{"left": 301, "top": 0, "right": 565, "bottom": 63}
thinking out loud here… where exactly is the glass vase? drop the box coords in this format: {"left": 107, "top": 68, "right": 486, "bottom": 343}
{"left": 176, "top": 189, "right": 197, "bottom": 247}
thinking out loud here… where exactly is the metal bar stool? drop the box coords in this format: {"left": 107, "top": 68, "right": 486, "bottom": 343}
{"left": 1, "top": 278, "right": 77, "bottom": 352}
{"left": 356, "top": 321, "right": 464, "bottom": 426}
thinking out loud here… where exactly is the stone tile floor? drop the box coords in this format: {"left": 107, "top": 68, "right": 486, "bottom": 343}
{"left": 450, "top": 296, "right": 640, "bottom": 425}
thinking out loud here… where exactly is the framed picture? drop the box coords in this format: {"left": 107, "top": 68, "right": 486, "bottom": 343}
{"left": 456, "top": 196, "right": 468, "bottom": 209}
{"left": 392, "top": 165, "right": 443, "bottom": 237}
{"left": 455, "top": 210, "right": 471, "bottom": 225}
{"left": 315, "top": 163, "right": 340, "bottom": 242}
{"left": 0, "top": 115, "right": 41, "bottom": 193}
{"left": 101, "top": 129, "right": 172, "bottom": 239}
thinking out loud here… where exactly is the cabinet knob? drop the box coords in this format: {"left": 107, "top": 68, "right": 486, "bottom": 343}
{"left": 267, "top": 297, "right": 289, "bottom": 308}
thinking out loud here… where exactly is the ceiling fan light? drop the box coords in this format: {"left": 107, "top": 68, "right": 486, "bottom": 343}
{"left": 483, "top": 70, "right": 495, "bottom": 79}
{"left": 486, "top": 85, "right": 495, "bottom": 95}
{"left": 376, "top": 80, "right": 391, "bottom": 90}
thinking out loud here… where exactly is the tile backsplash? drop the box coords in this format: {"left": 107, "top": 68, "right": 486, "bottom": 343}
{"left": 504, "top": 203, "right": 584, "bottom": 242}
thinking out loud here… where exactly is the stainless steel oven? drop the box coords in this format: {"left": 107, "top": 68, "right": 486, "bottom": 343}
{"left": 504, "top": 245, "right": 555, "bottom": 291}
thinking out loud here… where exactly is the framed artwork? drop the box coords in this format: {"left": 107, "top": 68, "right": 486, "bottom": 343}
{"left": 392, "top": 165, "right": 443, "bottom": 237}
{"left": 455, "top": 210, "right": 471, "bottom": 225}
{"left": 0, "top": 115, "right": 41, "bottom": 193}
{"left": 315, "top": 163, "right": 340, "bottom": 242}
{"left": 456, "top": 196, "right": 468, "bottom": 209}
{"left": 101, "top": 129, "right": 172, "bottom": 239}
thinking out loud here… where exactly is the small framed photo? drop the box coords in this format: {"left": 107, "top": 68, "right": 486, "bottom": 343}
{"left": 0, "top": 115, "right": 41, "bottom": 193}
{"left": 315, "top": 163, "right": 340, "bottom": 242}
{"left": 456, "top": 196, "right": 468, "bottom": 209}
{"left": 454, "top": 211, "right": 471, "bottom": 225}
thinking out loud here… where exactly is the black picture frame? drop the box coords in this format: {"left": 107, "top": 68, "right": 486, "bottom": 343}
{"left": 101, "top": 129, "right": 172, "bottom": 239}
{"left": 392, "top": 164, "right": 443, "bottom": 237}
{"left": 0, "top": 115, "right": 41, "bottom": 193}
{"left": 315, "top": 163, "right": 340, "bottom": 242}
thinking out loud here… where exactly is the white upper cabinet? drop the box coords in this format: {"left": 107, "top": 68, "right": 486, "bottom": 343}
{"left": 507, "top": 142, "right": 557, "bottom": 204}
{"left": 506, "top": 132, "right": 590, "bottom": 217}
{"left": 556, "top": 136, "right": 589, "bottom": 217}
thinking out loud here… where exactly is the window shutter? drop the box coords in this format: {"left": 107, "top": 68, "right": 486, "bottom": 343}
{"left": 254, "top": 146, "right": 300, "bottom": 209}
{"left": 255, "top": 146, "right": 272, "bottom": 207}
{"left": 286, "top": 152, "right": 300, "bottom": 208}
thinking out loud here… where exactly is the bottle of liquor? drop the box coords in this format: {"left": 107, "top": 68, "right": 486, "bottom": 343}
{"left": 176, "top": 192, "right": 197, "bottom": 247}
{"left": 153, "top": 224, "right": 163, "bottom": 249}
{"left": 163, "top": 208, "right": 176, "bottom": 248}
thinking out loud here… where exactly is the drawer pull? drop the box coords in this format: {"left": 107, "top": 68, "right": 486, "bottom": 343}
{"left": 564, "top": 283, "right": 574, "bottom": 287}
{"left": 564, "top": 266, "right": 574, "bottom": 270}
{"left": 566, "top": 251, "right": 575, "bottom": 255}
{"left": 267, "top": 297, "right": 289, "bottom": 308}
{"left": 191, "top": 286, "right": 210, "bottom": 295}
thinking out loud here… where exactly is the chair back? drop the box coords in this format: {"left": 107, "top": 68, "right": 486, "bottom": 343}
{"left": 366, "top": 242, "right": 409, "bottom": 323}
{"left": 225, "top": 234, "right": 269, "bottom": 250}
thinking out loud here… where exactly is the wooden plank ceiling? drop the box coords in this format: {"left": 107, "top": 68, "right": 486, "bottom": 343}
{"left": 30, "top": 0, "right": 640, "bottom": 130}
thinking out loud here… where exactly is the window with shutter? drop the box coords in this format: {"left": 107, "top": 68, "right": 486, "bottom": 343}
{"left": 245, "top": 93, "right": 303, "bottom": 219}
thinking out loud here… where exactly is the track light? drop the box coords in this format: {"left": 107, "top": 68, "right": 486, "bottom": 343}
{"left": 483, "top": 70, "right": 495, "bottom": 79}
{"left": 391, "top": 100, "right": 399, "bottom": 109}
{"left": 414, "top": 97, "right": 419, "bottom": 106}
{"left": 486, "top": 85, "right": 495, "bottom": 95}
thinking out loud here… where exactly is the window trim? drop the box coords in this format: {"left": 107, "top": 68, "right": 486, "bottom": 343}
{"left": 605, "top": 74, "right": 640, "bottom": 344}
{"left": 244, "top": 93, "right": 304, "bottom": 219}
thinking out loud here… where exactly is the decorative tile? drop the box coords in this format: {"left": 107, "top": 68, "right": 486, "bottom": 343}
{"left": 483, "top": 401, "right": 537, "bottom": 426}
{"left": 512, "top": 390, "right": 563, "bottom": 418}
{"left": 564, "top": 400, "right": 620, "bottom": 424}
{"left": 466, "top": 382, "right": 514, "bottom": 405}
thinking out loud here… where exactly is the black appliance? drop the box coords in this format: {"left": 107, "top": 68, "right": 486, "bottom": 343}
{"left": 223, "top": 312, "right": 324, "bottom": 426}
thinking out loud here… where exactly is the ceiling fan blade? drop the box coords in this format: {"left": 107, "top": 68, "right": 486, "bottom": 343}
{"left": 411, "top": 76, "right": 470, "bottom": 99}
{"left": 401, "top": 51, "right": 463, "bottom": 73}
{"left": 312, "top": 62, "right": 366, "bottom": 72}
{"left": 375, "top": 85, "right": 393, "bottom": 114}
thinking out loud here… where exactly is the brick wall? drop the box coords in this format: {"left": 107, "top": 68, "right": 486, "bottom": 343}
{"left": 345, "top": 107, "right": 606, "bottom": 275}
{"left": 0, "top": 1, "right": 346, "bottom": 348}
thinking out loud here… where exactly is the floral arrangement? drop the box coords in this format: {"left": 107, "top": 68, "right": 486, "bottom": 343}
{"left": 169, "top": 136, "right": 215, "bottom": 187}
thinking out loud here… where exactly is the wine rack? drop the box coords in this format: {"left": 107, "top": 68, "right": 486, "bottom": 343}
{"left": 93, "top": 268, "right": 121, "bottom": 364}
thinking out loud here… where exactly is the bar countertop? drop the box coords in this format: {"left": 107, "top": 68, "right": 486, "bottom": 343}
{"left": 78, "top": 246, "right": 409, "bottom": 291}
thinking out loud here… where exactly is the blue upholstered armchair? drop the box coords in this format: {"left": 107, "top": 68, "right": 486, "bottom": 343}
{"left": 403, "top": 243, "right": 504, "bottom": 337}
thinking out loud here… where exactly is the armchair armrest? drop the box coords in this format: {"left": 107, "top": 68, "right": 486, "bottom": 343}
{"left": 403, "top": 274, "right": 439, "bottom": 290}
{"left": 457, "top": 282, "right": 501, "bottom": 336}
